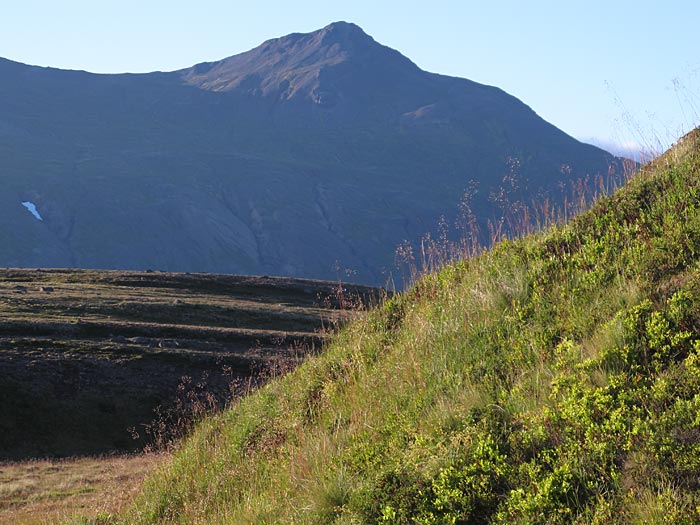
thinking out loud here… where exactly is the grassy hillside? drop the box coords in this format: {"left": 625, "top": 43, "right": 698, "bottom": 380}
{"left": 0, "top": 270, "right": 377, "bottom": 459}
{"left": 117, "top": 129, "right": 700, "bottom": 524}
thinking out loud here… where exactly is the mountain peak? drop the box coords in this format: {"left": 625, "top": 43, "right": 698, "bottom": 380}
{"left": 318, "top": 21, "right": 371, "bottom": 42}
{"left": 322, "top": 20, "right": 363, "bottom": 31}
{"left": 254, "top": 21, "right": 375, "bottom": 58}
{"left": 180, "top": 22, "right": 419, "bottom": 100}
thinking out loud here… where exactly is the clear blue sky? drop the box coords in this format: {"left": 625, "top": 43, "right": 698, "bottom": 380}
{"left": 3, "top": 0, "right": 698, "bottom": 156}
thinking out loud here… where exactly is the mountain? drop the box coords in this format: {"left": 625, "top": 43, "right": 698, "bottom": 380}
{"left": 0, "top": 22, "right": 621, "bottom": 284}
{"left": 116, "top": 130, "right": 700, "bottom": 523}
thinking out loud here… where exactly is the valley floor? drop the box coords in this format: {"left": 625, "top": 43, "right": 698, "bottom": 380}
{"left": 0, "top": 453, "right": 164, "bottom": 525}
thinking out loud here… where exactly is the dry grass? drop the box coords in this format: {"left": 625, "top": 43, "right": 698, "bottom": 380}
{"left": 0, "top": 453, "right": 165, "bottom": 525}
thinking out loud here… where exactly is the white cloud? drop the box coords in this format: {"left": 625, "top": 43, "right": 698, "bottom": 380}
{"left": 580, "top": 137, "right": 654, "bottom": 162}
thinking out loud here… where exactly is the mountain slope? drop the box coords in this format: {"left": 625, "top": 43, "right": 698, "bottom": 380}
{"left": 116, "top": 129, "right": 700, "bottom": 523}
{"left": 0, "top": 22, "right": 622, "bottom": 285}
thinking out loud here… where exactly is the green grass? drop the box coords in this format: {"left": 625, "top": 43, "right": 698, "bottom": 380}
{"left": 108, "top": 129, "right": 700, "bottom": 523}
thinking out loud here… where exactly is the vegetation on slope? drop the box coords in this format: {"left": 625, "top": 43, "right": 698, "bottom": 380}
{"left": 120, "top": 129, "right": 700, "bottom": 523}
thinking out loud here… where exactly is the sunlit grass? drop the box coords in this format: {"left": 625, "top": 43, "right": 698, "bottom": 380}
{"left": 0, "top": 454, "right": 164, "bottom": 525}
{"left": 106, "top": 129, "right": 700, "bottom": 523}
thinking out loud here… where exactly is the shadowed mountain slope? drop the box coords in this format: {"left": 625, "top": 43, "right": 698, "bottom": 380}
{"left": 0, "top": 22, "right": 621, "bottom": 284}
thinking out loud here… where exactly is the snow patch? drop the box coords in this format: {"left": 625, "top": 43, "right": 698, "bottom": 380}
{"left": 21, "top": 201, "right": 43, "bottom": 221}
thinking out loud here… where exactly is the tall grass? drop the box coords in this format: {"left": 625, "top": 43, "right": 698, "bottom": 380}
{"left": 395, "top": 155, "right": 639, "bottom": 289}
{"left": 111, "top": 129, "right": 700, "bottom": 524}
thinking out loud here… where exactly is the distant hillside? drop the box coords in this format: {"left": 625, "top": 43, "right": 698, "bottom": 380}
{"left": 0, "top": 22, "right": 622, "bottom": 285}
{"left": 116, "top": 129, "right": 700, "bottom": 523}
{"left": 0, "top": 269, "right": 377, "bottom": 459}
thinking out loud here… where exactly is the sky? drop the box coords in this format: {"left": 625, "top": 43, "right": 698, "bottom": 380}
{"left": 2, "top": 0, "right": 699, "bottom": 157}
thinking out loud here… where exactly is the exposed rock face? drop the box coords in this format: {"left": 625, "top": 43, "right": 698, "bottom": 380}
{"left": 0, "top": 22, "right": 622, "bottom": 285}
